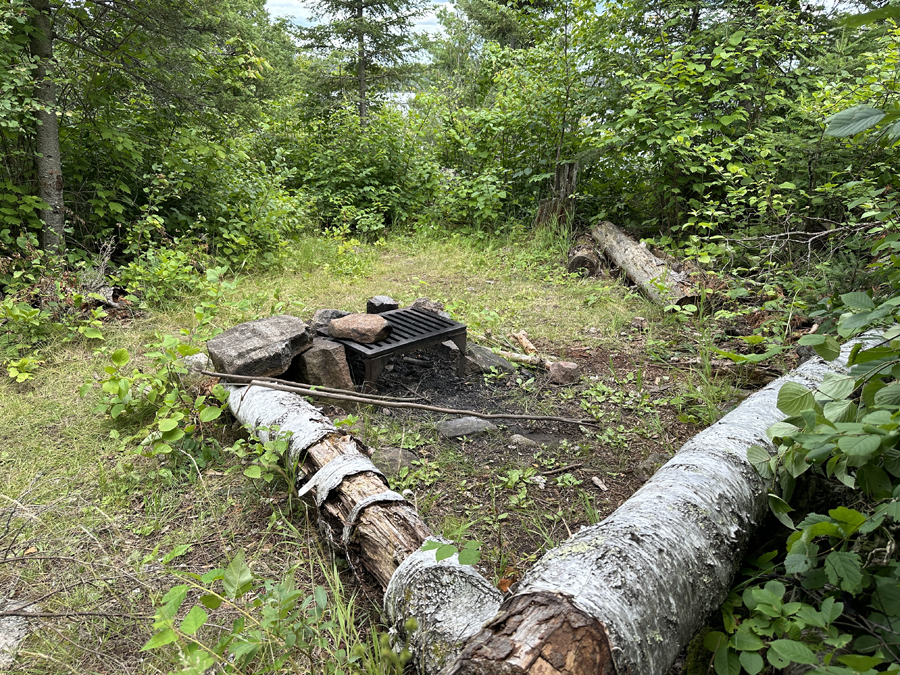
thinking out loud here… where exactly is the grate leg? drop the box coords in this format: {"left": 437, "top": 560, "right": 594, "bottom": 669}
{"left": 364, "top": 357, "right": 385, "bottom": 390}
{"left": 451, "top": 333, "right": 467, "bottom": 376}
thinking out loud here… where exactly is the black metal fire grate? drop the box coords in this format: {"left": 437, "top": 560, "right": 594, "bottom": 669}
{"left": 331, "top": 308, "right": 467, "bottom": 387}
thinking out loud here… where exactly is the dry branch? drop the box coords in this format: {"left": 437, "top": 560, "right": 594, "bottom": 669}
{"left": 494, "top": 350, "right": 555, "bottom": 368}
{"left": 209, "top": 373, "right": 593, "bottom": 427}
{"left": 509, "top": 332, "right": 537, "bottom": 355}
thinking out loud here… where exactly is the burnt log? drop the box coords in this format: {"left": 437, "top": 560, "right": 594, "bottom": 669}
{"left": 443, "top": 341, "right": 861, "bottom": 675}
{"left": 590, "top": 220, "right": 697, "bottom": 307}
{"left": 225, "top": 385, "right": 501, "bottom": 671}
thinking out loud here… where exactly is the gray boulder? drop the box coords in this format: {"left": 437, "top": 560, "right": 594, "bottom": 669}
{"left": 367, "top": 295, "right": 399, "bottom": 314}
{"left": 437, "top": 416, "right": 497, "bottom": 438}
{"left": 297, "top": 339, "right": 355, "bottom": 392}
{"left": 509, "top": 434, "right": 539, "bottom": 448}
{"left": 635, "top": 452, "right": 672, "bottom": 482}
{"left": 465, "top": 344, "right": 515, "bottom": 375}
{"left": 310, "top": 308, "right": 350, "bottom": 336}
{"left": 207, "top": 315, "right": 312, "bottom": 377}
{"left": 411, "top": 297, "right": 451, "bottom": 319}
{"left": 371, "top": 446, "right": 418, "bottom": 475}
{"left": 329, "top": 313, "right": 392, "bottom": 343}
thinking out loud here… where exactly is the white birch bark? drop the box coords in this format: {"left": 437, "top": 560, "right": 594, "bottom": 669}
{"left": 224, "top": 385, "right": 502, "bottom": 671}
{"left": 445, "top": 343, "right": 864, "bottom": 675}
{"left": 591, "top": 221, "right": 695, "bottom": 307}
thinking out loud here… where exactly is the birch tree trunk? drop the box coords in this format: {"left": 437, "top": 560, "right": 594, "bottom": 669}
{"left": 591, "top": 221, "right": 694, "bottom": 307}
{"left": 225, "top": 384, "right": 501, "bottom": 671}
{"left": 29, "top": 0, "right": 65, "bottom": 254}
{"left": 443, "top": 343, "right": 860, "bottom": 675}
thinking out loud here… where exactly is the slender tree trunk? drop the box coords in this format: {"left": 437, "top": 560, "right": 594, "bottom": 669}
{"left": 29, "top": 0, "right": 65, "bottom": 254}
{"left": 356, "top": 3, "right": 367, "bottom": 124}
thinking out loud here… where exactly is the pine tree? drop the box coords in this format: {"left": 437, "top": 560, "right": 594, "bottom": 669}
{"left": 301, "top": 0, "right": 429, "bottom": 122}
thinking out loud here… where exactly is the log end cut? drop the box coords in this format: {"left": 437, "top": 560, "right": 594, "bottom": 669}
{"left": 442, "top": 592, "right": 616, "bottom": 675}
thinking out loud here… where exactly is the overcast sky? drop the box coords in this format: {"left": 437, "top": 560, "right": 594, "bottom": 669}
{"left": 265, "top": 0, "right": 447, "bottom": 34}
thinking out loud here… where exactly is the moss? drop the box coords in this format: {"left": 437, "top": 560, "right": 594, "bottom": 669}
{"left": 684, "top": 627, "right": 712, "bottom": 675}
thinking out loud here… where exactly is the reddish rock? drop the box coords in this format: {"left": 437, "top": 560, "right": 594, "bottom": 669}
{"left": 548, "top": 361, "right": 581, "bottom": 385}
{"left": 328, "top": 313, "right": 392, "bottom": 343}
{"left": 298, "top": 339, "right": 355, "bottom": 391}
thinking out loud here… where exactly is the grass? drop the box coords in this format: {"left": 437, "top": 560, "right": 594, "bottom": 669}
{"left": 0, "top": 227, "right": 748, "bottom": 673}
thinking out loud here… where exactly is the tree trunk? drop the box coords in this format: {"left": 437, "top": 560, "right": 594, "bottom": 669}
{"left": 535, "top": 163, "right": 578, "bottom": 228}
{"left": 443, "top": 344, "right": 859, "bottom": 675}
{"left": 29, "top": 0, "right": 65, "bottom": 254}
{"left": 590, "top": 220, "right": 695, "bottom": 307}
{"left": 356, "top": 3, "right": 367, "bottom": 124}
{"left": 225, "top": 385, "right": 502, "bottom": 671}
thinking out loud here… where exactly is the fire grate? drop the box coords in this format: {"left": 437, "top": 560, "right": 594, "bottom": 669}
{"left": 331, "top": 308, "right": 467, "bottom": 387}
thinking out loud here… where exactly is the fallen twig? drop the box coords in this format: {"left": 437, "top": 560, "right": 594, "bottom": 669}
{"left": 495, "top": 350, "right": 555, "bottom": 368}
{"left": 198, "top": 370, "right": 423, "bottom": 402}
{"left": 543, "top": 463, "right": 583, "bottom": 477}
{"left": 509, "top": 331, "right": 537, "bottom": 355}
{"left": 213, "top": 376, "right": 598, "bottom": 428}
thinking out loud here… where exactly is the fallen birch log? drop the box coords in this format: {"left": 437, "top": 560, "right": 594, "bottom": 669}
{"left": 443, "top": 340, "right": 864, "bottom": 675}
{"left": 566, "top": 243, "right": 600, "bottom": 278}
{"left": 224, "top": 385, "right": 501, "bottom": 671}
{"left": 591, "top": 220, "right": 697, "bottom": 307}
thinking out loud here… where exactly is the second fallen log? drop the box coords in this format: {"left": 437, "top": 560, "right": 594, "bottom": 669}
{"left": 590, "top": 220, "right": 697, "bottom": 307}
{"left": 443, "top": 343, "right": 856, "bottom": 675}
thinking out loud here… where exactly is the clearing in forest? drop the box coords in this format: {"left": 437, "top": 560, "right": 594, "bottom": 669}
{"left": 0, "top": 233, "right": 785, "bottom": 673}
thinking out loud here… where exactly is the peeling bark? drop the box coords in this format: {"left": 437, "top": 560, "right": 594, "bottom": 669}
{"left": 225, "top": 385, "right": 502, "bottom": 668}
{"left": 227, "top": 385, "right": 429, "bottom": 587}
{"left": 590, "top": 221, "right": 695, "bottom": 307}
{"left": 444, "top": 343, "right": 861, "bottom": 675}
{"left": 385, "top": 539, "right": 502, "bottom": 674}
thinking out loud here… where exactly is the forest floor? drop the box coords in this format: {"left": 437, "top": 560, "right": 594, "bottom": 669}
{"left": 0, "top": 231, "right": 797, "bottom": 673}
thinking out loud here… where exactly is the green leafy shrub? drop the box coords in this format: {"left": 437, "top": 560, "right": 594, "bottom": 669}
{"left": 276, "top": 103, "right": 430, "bottom": 234}
{"left": 705, "top": 288, "right": 900, "bottom": 672}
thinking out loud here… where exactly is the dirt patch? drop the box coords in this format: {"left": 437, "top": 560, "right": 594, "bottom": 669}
{"left": 331, "top": 337, "right": 713, "bottom": 583}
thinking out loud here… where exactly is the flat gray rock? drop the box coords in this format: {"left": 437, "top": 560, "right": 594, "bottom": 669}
{"left": 635, "top": 452, "right": 672, "bottom": 481}
{"left": 411, "top": 297, "right": 451, "bottom": 319}
{"left": 0, "top": 601, "right": 39, "bottom": 668}
{"left": 367, "top": 295, "right": 399, "bottom": 314}
{"left": 465, "top": 344, "right": 515, "bottom": 375}
{"left": 509, "top": 434, "right": 539, "bottom": 448}
{"left": 207, "top": 315, "right": 311, "bottom": 377}
{"left": 371, "top": 446, "right": 418, "bottom": 475}
{"left": 329, "top": 314, "right": 391, "bottom": 343}
{"left": 437, "top": 416, "right": 497, "bottom": 438}
{"left": 298, "top": 339, "right": 354, "bottom": 392}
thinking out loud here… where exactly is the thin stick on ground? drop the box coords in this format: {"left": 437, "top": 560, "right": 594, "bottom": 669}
{"left": 203, "top": 371, "right": 599, "bottom": 427}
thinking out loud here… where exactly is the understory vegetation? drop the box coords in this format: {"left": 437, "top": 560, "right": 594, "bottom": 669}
{"left": 4, "top": 0, "right": 900, "bottom": 671}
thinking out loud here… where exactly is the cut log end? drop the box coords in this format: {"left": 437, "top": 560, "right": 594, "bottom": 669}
{"left": 566, "top": 245, "right": 600, "bottom": 278}
{"left": 444, "top": 593, "right": 616, "bottom": 675}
